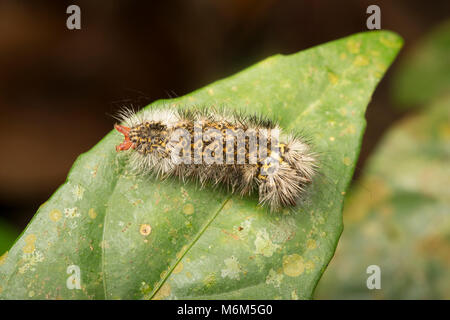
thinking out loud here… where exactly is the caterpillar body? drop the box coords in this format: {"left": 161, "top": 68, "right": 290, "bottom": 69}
{"left": 114, "top": 106, "right": 318, "bottom": 211}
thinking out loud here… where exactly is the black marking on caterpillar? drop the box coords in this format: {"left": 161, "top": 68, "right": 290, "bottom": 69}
{"left": 114, "top": 106, "right": 318, "bottom": 212}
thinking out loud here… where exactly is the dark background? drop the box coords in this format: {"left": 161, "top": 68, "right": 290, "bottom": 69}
{"left": 0, "top": 0, "right": 449, "bottom": 231}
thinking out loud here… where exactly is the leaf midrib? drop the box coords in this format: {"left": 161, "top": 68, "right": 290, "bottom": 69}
{"left": 102, "top": 157, "right": 126, "bottom": 299}
{"left": 149, "top": 196, "right": 232, "bottom": 299}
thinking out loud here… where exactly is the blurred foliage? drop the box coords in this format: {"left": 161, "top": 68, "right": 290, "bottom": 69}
{"left": 315, "top": 95, "right": 450, "bottom": 299}
{"left": 0, "top": 218, "right": 18, "bottom": 257}
{"left": 392, "top": 20, "right": 450, "bottom": 108}
{"left": 315, "top": 20, "right": 450, "bottom": 298}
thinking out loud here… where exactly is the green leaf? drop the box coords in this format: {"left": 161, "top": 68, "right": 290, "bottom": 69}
{"left": 314, "top": 95, "right": 450, "bottom": 299}
{"left": 392, "top": 19, "right": 450, "bottom": 108}
{"left": 0, "top": 31, "right": 402, "bottom": 299}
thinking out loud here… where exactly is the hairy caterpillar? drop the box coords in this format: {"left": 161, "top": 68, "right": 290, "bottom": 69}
{"left": 114, "top": 106, "right": 318, "bottom": 211}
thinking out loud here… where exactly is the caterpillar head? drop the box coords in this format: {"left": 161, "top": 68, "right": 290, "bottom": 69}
{"left": 115, "top": 121, "right": 169, "bottom": 155}
{"left": 114, "top": 124, "right": 135, "bottom": 152}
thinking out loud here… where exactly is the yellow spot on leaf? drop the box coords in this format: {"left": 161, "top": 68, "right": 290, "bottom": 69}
{"left": 343, "top": 157, "right": 352, "bottom": 166}
{"left": 203, "top": 273, "right": 216, "bottom": 287}
{"left": 347, "top": 39, "right": 361, "bottom": 54}
{"left": 140, "top": 224, "right": 152, "bottom": 236}
{"left": 283, "top": 254, "right": 305, "bottom": 277}
{"left": 307, "top": 239, "right": 317, "bottom": 250}
{"left": 353, "top": 55, "right": 369, "bottom": 67}
{"left": 173, "top": 262, "right": 183, "bottom": 274}
{"left": 152, "top": 283, "right": 171, "bottom": 300}
{"left": 23, "top": 234, "right": 37, "bottom": 254}
{"left": 328, "top": 72, "right": 339, "bottom": 85}
{"left": 49, "top": 209, "right": 62, "bottom": 222}
{"left": 380, "top": 35, "right": 401, "bottom": 48}
{"left": 183, "top": 203, "right": 194, "bottom": 215}
{"left": 88, "top": 208, "right": 97, "bottom": 219}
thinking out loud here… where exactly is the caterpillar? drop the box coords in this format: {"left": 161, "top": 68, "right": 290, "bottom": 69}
{"left": 114, "top": 106, "right": 318, "bottom": 211}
